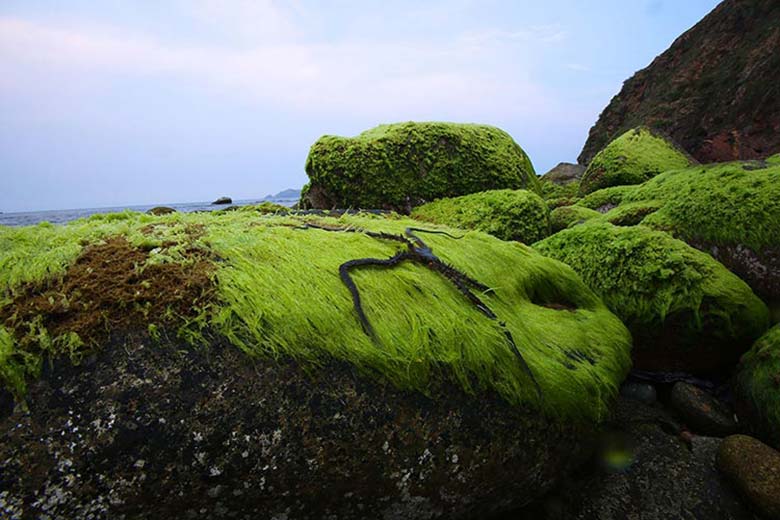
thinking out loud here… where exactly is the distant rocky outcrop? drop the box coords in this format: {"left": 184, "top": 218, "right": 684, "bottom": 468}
{"left": 212, "top": 196, "right": 232, "bottom": 205}
{"left": 579, "top": 0, "right": 780, "bottom": 166}
{"left": 541, "top": 163, "right": 585, "bottom": 186}
{"left": 263, "top": 188, "right": 301, "bottom": 201}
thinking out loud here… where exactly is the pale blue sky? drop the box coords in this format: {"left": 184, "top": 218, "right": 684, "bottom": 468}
{"left": 0, "top": 0, "right": 721, "bottom": 212}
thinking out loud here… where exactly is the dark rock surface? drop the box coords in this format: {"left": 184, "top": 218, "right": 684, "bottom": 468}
{"left": 579, "top": 0, "right": 780, "bottom": 166}
{"left": 145, "top": 206, "right": 176, "bottom": 216}
{"left": 211, "top": 196, "right": 232, "bottom": 205}
{"left": 0, "top": 336, "right": 595, "bottom": 520}
{"left": 540, "top": 163, "right": 585, "bottom": 185}
{"left": 670, "top": 382, "right": 738, "bottom": 437}
{"left": 718, "top": 435, "right": 780, "bottom": 519}
{"left": 502, "top": 397, "right": 756, "bottom": 520}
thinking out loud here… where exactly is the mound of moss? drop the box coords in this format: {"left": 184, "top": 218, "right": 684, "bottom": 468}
{"left": 534, "top": 223, "right": 769, "bottom": 375}
{"left": 410, "top": 189, "right": 550, "bottom": 243}
{"left": 584, "top": 161, "right": 780, "bottom": 300}
{"left": 301, "top": 122, "right": 540, "bottom": 212}
{"left": 549, "top": 206, "right": 600, "bottom": 233}
{"left": 579, "top": 127, "right": 693, "bottom": 195}
{"left": 767, "top": 153, "right": 780, "bottom": 165}
{"left": 734, "top": 324, "right": 780, "bottom": 450}
{"left": 0, "top": 210, "right": 631, "bottom": 422}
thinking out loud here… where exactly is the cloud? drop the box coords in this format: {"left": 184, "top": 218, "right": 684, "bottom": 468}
{"left": 0, "top": 16, "right": 555, "bottom": 120}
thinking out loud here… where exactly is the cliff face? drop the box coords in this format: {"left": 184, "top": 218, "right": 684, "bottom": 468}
{"left": 579, "top": 0, "right": 780, "bottom": 165}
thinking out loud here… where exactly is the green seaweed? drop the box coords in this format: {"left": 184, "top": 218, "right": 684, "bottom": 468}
{"left": 0, "top": 211, "right": 632, "bottom": 422}
{"left": 534, "top": 223, "right": 769, "bottom": 355}
{"left": 579, "top": 127, "right": 693, "bottom": 195}
{"left": 411, "top": 189, "right": 550, "bottom": 243}
{"left": 734, "top": 324, "right": 780, "bottom": 449}
{"left": 619, "top": 161, "right": 780, "bottom": 252}
{"left": 549, "top": 206, "right": 601, "bottom": 233}
{"left": 302, "top": 122, "right": 540, "bottom": 212}
{"left": 577, "top": 185, "right": 638, "bottom": 211}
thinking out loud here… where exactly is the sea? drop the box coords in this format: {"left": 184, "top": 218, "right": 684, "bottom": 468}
{"left": 0, "top": 197, "right": 299, "bottom": 227}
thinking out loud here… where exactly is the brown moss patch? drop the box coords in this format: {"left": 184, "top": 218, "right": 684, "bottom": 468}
{"left": 0, "top": 235, "right": 215, "bottom": 354}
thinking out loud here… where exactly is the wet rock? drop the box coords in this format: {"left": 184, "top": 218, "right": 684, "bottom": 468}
{"left": 211, "top": 196, "right": 232, "bottom": 205}
{"left": 670, "top": 382, "right": 738, "bottom": 437}
{"left": 541, "top": 162, "right": 585, "bottom": 186}
{"left": 504, "top": 397, "right": 755, "bottom": 520}
{"left": 146, "top": 206, "right": 177, "bottom": 216}
{"left": 0, "top": 337, "right": 602, "bottom": 520}
{"left": 718, "top": 435, "right": 780, "bottom": 519}
{"left": 619, "top": 382, "right": 657, "bottom": 405}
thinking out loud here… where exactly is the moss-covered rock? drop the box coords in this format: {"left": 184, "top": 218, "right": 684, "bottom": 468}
{"left": 410, "top": 189, "right": 549, "bottom": 243}
{"left": 589, "top": 161, "right": 780, "bottom": 301}
{"left": 549, "top": 206, "right": 600, "bottom": 233}
{"left": 301, "top": 122, "right": 540, "bottom": 212}
{"left": 733, "top": 324, "right": 780, "bottom": 450}
{"left": 0, "top": 210, "right": 631, "bottom": 518}
{"left": 577, "top": 185, "right": 638, "bottom": 212}
{"left": 767, "top": 153, "right": 780, "bottom": 165}
{"left": 579, "top": 127, "right": 694, "bottom": 196}
{"left": 534, "top": 223, "right": 769, "bottom": 375}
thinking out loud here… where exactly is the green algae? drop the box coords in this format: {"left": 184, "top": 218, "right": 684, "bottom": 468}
{"left": 579, "top": 127, "right": 693, "bottom": 196}
{"left": 410, "top": 189, "right": 550, "bottom": 243}
{"left": 734, "top": 324, "right": 780, "bottom": 449}
{"left": 302, "top": 122, "right": 540, "bottom": 212}
{"left": 534, "top": 223, "right": 769, "bottom": 357}
{"left": 0, "top": 210, "right": 632, "bottom": 422}
{"left": 549, "top": 206, "right": 601, "bottom": 233}
{"left": 767, "top": 153, "right": 780, "bottom": 165}
{"left": 577, "top": 185, "right": 638, "bottom": 211}
{"left": 620, "top": 161, "right": 780, "bottom": 253}
{"left": 540, "top": 178, "right": 581, "bottom": 200}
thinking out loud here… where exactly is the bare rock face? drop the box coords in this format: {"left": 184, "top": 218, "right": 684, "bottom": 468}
{"left": 0, "top": 336, "right": 596, "bottom": 520}
{"left": 579, "top": 0, "right": 780, "bottom": 166}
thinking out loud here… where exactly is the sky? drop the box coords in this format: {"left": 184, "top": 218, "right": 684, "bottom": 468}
{"left": 0, "top": 0, "right": 722, "bottom": 212}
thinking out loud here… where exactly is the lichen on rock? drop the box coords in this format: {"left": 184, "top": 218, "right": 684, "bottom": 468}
{"left": 579, "top": 127, "right": 694, "bottom": 196}
{"left": 534, "top": 222, "right": 769, "bottom": 375}
{"left": 300, "top": 121, "right": 540, "bottom": 212}
{"left": 411, "top": 189, "right": 550, "bottom": 243}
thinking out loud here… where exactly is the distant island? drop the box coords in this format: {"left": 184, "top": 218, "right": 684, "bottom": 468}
{"left": 263, "top": 188, "right": 301, "bottom": 201}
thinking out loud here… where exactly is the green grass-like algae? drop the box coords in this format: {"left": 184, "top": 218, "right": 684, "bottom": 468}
{"left": 410, "top": 189, "right": 550, "bottom": 243}
{"left": 734, "top": 324, "right": 780, "bottom": 449}
{"left": 534, "top": 223, "right": 769, "bottom": 365}
{"left": 549, "top": 206, "right": 600, "bottom": 233}
{"left": 579, "top": 127, "right": 693, "bottom": 195}
{"left": 302, "top": 121, "right": 540, "bottom": 212}
{"left": 0, "top": 210, "right": 632, "bottom": 422}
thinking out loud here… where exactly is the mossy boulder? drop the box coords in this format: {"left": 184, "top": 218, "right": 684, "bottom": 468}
{"left": 301, "top": 122, "right": 540, "bottom": 212}
{"left": 411, "top": 189, "right": 550, "bottom": 243}
{"left": 733, "top": 325, "right": 780, "bottom": 449}
{"left": 549, "top": 205, "right": 600, "bottom": 233}
{"left": 534, "top": 223, "right": 769, "bottom": 375}
{"left": 579, "top": 127, "right": 694, "bottom": 196}
{"left": 580, "top": 161, "right": 780, "bottom": 302}
{"left": 0, "top": 211, "right": 630, "bottom": 519}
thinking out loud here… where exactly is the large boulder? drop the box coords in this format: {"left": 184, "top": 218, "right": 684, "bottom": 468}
{"left": 717, "top": 434, "right": 780, "bottom": 519}
{"left": 733, "top": 324, "right": 780, "bottom": 450}
{"left": 411, "top": 189, "right": 550, "bottom": 243}
{"left": 578, "top": 127, "right": 693, "bottom": 196}
{"left": 579, "top": 0, "right": 780, "bottom": 166}
{"left": 301, "top": 122, "right": 540, "bottom": 212}
{"left": 534, "top": 223, "right": 769, "bottom": 375}
{"left": 506, "top": 397, "right": 754, "bottom": 520}
{"left": 549, "top": 206, "right": 600, "bottom": 234}
{"left": 578, "top": 161, "right": 780, "bottom": 302}
{"left": 0, "top": 211, "right": 631, "bottom": 519}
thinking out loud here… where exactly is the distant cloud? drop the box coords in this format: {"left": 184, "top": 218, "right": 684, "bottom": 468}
{"left": 0, "top": 16, "right": 556, "bottom": 119}
{"left": 645, "top": 0, "right": 665, "bottom": 15}
{"left": 460, "top": 25, "right": 568, "bottom": 47}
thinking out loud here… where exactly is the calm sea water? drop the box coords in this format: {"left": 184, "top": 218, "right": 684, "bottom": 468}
{"left": 0, "top": 198, "right": 298, "bottom": 227}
